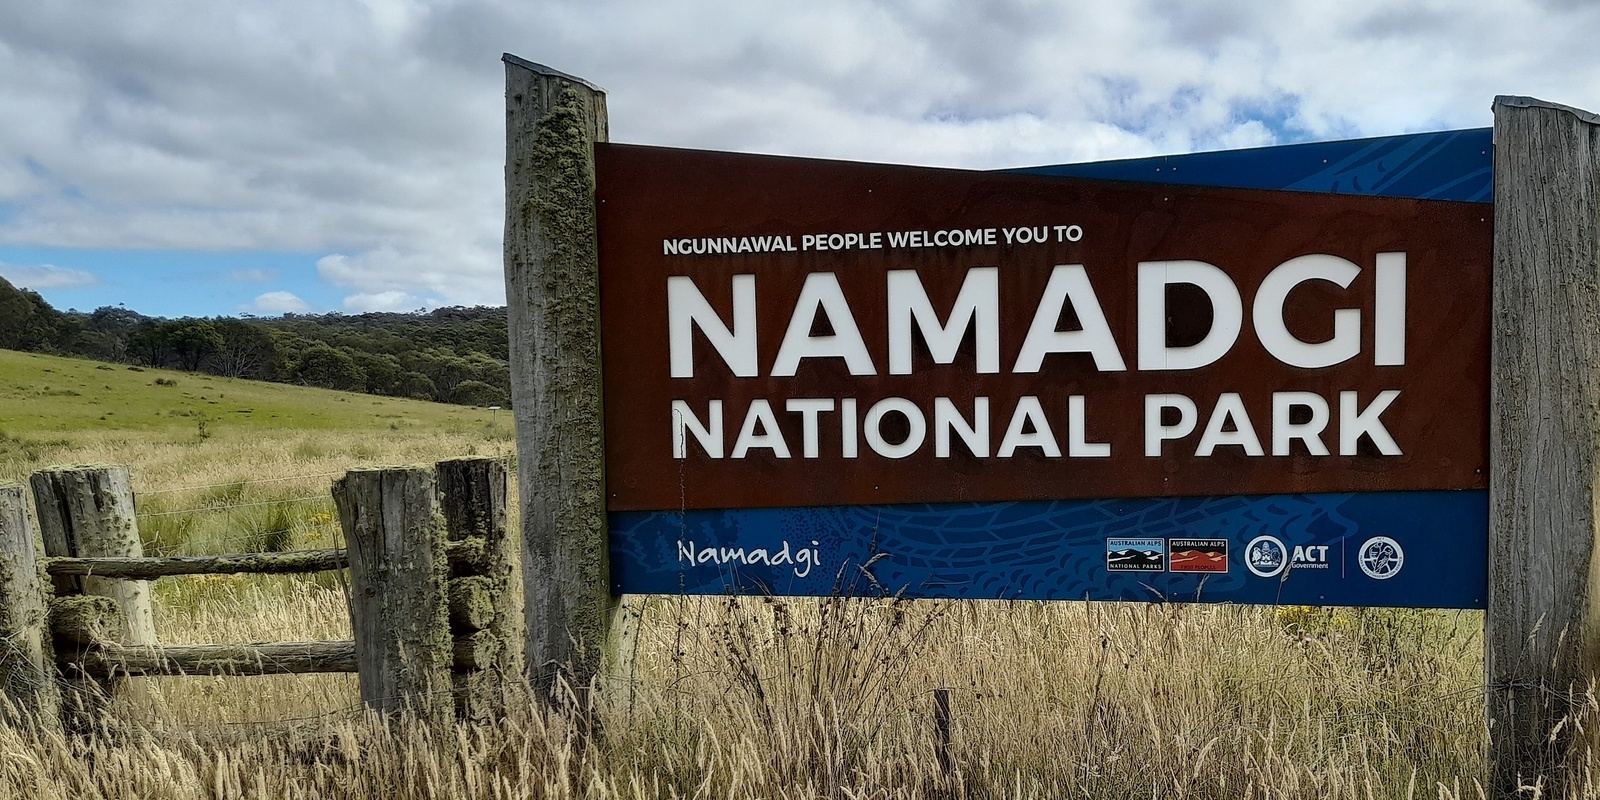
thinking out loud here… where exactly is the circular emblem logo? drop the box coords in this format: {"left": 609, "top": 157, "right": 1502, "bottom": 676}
{"left": 1358, "top": 536, "right": 1404, "bottom": 580}
{"left": 1245, "top": 535, "right": 1288, "bottom": 578}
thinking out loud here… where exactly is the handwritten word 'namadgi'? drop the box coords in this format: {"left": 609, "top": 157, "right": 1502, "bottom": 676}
{"left": 676, "top": 539, "right": 822, "bottom": 578}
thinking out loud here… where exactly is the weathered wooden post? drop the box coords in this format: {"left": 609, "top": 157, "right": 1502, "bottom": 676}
{"left": 503, "top": 53, "right": 620, "bottom": 696}
{"left": 1487, "top": 95, "right": 1600, "bottom": 796}
{"left": 0, "top": 484, "right": 60, "bottom": 733}
{"left": 437, "top": 457, "right": 523, "bottom": 719}
{"left": 334, "top": 467, "right": 452, "bottom": 726}
{"left": 29, "top": 467, "right": 156, "bottom": 643}
{"left": 30, "top": 465, "right": 156, "bottom": 722}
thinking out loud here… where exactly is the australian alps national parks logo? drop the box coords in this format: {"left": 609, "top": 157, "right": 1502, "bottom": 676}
{"left": 1106, "top": 537, "right": 1166, "bottom": 572}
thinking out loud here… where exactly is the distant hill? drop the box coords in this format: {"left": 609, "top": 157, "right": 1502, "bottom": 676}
{"left": 0, "top": 348, "right": 493, "bottom": 439}
{"left": 0, "top": 277, "right": 509, "bottom": 408}
{"left": 0, "top": 347, "right": 510, "bottom": 518}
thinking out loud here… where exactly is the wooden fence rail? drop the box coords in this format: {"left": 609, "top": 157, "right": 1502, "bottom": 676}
{"left": 67, "top": 638, "right": 497, "bottom": 678}
{"left": 45, "top": 549, "right": 350, "bottom": 579}
{"left": 75, "top": 641, "right": 359, "bottom": 677}
{"left": 0, "top": 458, "right": 520, "bottom": 734}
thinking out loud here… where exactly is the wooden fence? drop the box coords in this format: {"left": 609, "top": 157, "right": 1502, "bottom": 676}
{"left": 0, "top": 458, "right": 520, "bottom": 734}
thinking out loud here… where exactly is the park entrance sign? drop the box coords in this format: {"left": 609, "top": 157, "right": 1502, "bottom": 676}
{"left": 595, "top": 134, "right": 1492, "bottom": 608}
{"left": 505, "top": 58, "right": 1600, "bottom": 792}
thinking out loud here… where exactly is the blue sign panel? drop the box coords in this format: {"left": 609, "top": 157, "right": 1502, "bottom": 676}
{"left": 612, "top": 490, "right": 1486, "bottom": 608}
{"left": 1009, "top": 128, "right": 1492, "bottom": 203}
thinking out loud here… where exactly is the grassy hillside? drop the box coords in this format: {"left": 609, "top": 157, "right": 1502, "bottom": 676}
{"left": 0, "top": 348, "right": 508, "bottom": 486}
{"left": 0, "top": 347, "right": 514, "bottom": 559}
{"left": 0, "top": 348, "right": 497, "bottom": 438}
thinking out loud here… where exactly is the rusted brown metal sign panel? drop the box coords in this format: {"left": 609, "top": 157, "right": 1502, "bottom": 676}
{"left": 596, "top": 143, "right": 1489, "bottom": 514}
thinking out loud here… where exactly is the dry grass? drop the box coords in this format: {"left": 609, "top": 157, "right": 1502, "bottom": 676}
{"left": 0, "top": 594, "right": 1517, "bottom": 799}
{"left": 0, "top": 353, "right": 1572, "bottom": 797}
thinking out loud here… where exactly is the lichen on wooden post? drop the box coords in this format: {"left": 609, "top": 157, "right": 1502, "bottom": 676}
{"left": 0, "top": 483, "right": 60, "bottom": 733}
{"left": 29, "top": 466, "right": 156, "bottom": 644}
{"left": 30, "top": 465, "right": 156, "bottom": 726}
{"left": 334, "top": 467, "right": 451, "bottom": 727}
{"left": 1487, "top": 95, "right": 1600, "bottom": 797}
{"left": 48, "top": 595, "right": 122, "bottom": 647}
{"left": 503, "top": 54, "right": 620, "bottom": 698}
{"left": 437, "top": 457, "right": 522, "bottom": 719}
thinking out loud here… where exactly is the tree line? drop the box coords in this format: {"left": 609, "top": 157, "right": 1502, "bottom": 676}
{"left": 0, "top": 277, "right": 511, "bottom": 408}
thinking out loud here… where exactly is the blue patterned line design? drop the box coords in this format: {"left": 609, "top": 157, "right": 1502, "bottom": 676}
{"left": 610, "top": 490, "right": 1487, "bottom": 609}
{"left": 1007, "top": 128, "right": 1492, "bottom": 203}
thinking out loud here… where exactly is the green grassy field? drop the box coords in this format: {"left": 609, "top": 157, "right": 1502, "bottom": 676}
{"left": 0, "top": 348, "right": 510, "bottom": 484}
{"left": 0, "top": 347, "right": 496, "bottom": 439}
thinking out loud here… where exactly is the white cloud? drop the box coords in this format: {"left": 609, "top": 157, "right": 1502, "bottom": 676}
{"left": 244, "top": 290, "right": 311, "bottom": 314}
{"left": 317, "top": 246, "right": 499, "bottom": 307}
{"left": 342, "top": 290, "right": 425, "bottom": 313}
{"left": 0, "top": 263, "right": 99, "bottom": 288}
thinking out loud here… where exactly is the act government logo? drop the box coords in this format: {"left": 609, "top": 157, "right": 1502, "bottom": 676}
{"left": 1106, "top": 538, "right": 1165, "bottom": 572}
{"left": 1287, "top": 543, "right": 1331, "bottom": 571}
{"left": 1169, "top": 538, "right": 1227, "bottom": 573}
{"left": 1246, "top": 535, "right": 1288, "bottom": 578}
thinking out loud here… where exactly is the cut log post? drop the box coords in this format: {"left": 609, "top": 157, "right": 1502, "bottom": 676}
{"left": 436, "top": 459, "right": 508, "bottom": 546}
{"left": 49, "top": 595, "right": 123, "bottom": 646}
{"left": 1487, "top": 95, "right": 1600, "bottom": 797}
{"left": 0, "top": 483, "right": 60, "bottom": 733}
{"left": 29, "top": 467, "right": 156, "bottom": 643}
{"left": 437, "top": 459, "right": 521, "bottom": 649}
{"left": 445, "top": 537, "right": 494, "bottom": 576}
{"left": 438, "top": 457, "right": 522, "bottom": 718}
{"left": 334, "top": 467, "right": 451, "bottom": 726}
{"left": 503, "top": 53, "right": 619, "bottom": 698}
{"left": 47, "top": 594, "right": 125, "bottom": 731}
{"left": 453, "top": 631, "right": 500, "bottom": 672}
{"left": 30, "top": 465, "right": 155, "bottom": 727}
{"left": 448, "top": 577, "right": 496, "bottom": 633}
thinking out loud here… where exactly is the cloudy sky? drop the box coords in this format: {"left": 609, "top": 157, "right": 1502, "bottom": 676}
{"left": 1, "top": 0, "right": 1596, "bottom": 318}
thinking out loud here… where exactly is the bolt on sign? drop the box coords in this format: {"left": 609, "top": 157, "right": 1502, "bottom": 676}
{"left": 597, "top": 129, "right": 1492, "bottom": 608}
